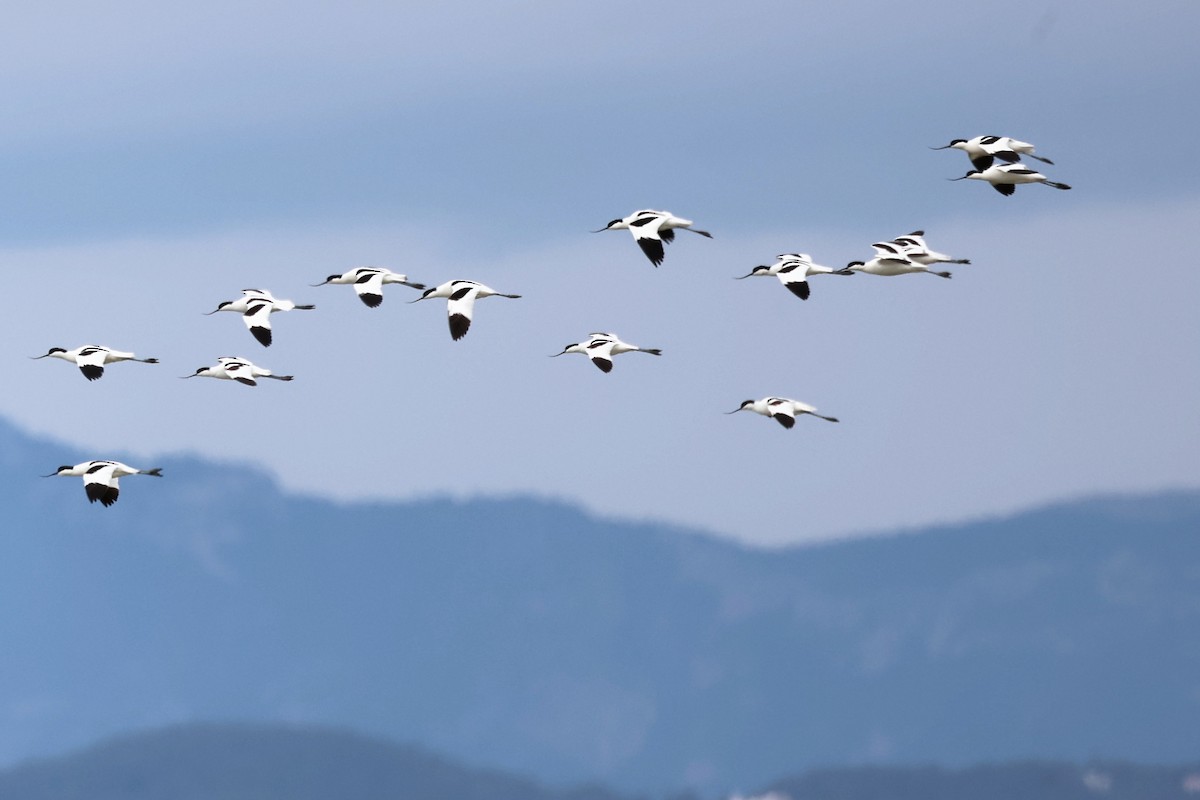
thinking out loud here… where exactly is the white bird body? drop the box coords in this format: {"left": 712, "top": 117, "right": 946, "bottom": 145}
{"left": 933, "top": 135, "right": 1054, "bottom": 170}
{"left": 847, "top": 254, "right": 952, "bottom": 279}
{"left": 183, "top": 356, "right": 294, "bottom": 387}
{"left": 728, "top": 397, "right": 839, "bottom": 429}
{"left": 412, "top": 280, "right": 521, "bottom": 341}
{"left": 879, "top": 231, "right": 970, "bottom": 266}
{"left": 44, "top": 460, "right": 163, "bottom": 507}
{"left": 952, "top": 163, "right": 1071, "bottom": 196}
{"left": 32, "top": 345, "right": 159, "bottom": 381}
{"left": 312, "top": 267, "right": 426, "bottom": 308}
{"left": 206, "top": 289, "right": 315, "bottom": 346}
{"left": 551, "top": 332, "right": 662, "bottom": 372}
{"left": 595, "top": 209, "right": 713, "bottom": 266}
{"left": 736, "top": 253, "right": 852, "bottom": 300}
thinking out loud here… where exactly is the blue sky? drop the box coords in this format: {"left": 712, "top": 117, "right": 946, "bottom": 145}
{"left": 2, "top": 0, "right": 1197, "bottom": 545}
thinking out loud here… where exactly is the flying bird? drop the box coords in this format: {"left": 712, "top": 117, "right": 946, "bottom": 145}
{"left": 411, "top": 280, "right": 521, "bottom": 341}
{"left": 43, "top": 460, "right": 163, "bottom": 507}
{"left": 205, "top": 289, "right": 315, "bottom": 346}
{"left": 551, "top": 332, "right": 662, "bottom": 373}
{"left": 880, "top": 231, "right": 971, "bottom": 266}
{"left": 182, "top": 356, "right": 294, "bottom": 387}
{"left": 950, "top": 163, "right": 1071, "bottom": 196}
{"left": 735, "top": 253, "right": 853, "bottom": 300}
{"left": 931, "top": 135, "right": 1055, "bottom": 171}
{"left": 846, "top": 253, "right": 952, "bottom": 279}
{"left": 593, "top": 209, "right": 712, "bottom": 267}
{"left": 311, "top": 267, "right": 426, "bottom": 308}
{"left": 31, "top": 345, "right": 158, "bottom": 381}
{"left": 727, "top": 397, "right": 840, "bottom": 429}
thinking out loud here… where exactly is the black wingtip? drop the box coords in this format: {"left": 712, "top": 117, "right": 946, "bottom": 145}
{"left": 86, "top": 484, "right": 119, "bottom": 506}
{"left": 449, "top": 313, "right": 471, "bottom": 341}
{"left": 773, "top": 414, "right": 795, "bottom": 429}
{"left": 637, "top": 237, "right": 665, "bottom": 266}
{"left": 251, "top": 327, "right": 272, "bottom": 347}
{"left": 592, "top": 358, "right": 614, "bottom": 373}
{"left": 785, "top": 281, "right": 811, "bottom": 300}
{"left": 360, "top": 293, "right": 383, "bottom": 308}
{"left": 80, "top": 365, "right": 104, "bottom": 381}
{"left": 993, "top": 183, "right": 1016, "bottom": 196}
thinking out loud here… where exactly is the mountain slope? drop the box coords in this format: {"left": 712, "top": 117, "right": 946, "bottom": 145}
{"left": 0, "top": 723, "right": 631, "bottom": 800}
{"left": 1, "top": 416, "right": 1198, "bottom": 794}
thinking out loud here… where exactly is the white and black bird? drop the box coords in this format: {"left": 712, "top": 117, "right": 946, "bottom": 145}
{"left": 931, "top": 135, "right": 1054, "bottom": 171}
{"left": 593, "top": 209, "right": 713, "bottom": 267}
{"left": 727, "top": 397, "right": 839, "bottom": 429}
{"left": 950, "top": 163, "right": 1071, "bottom": 196}
{"left": 880, "top": 231, "right": 970, "bottom": 265}
{"left": 182, "top": 356, "right": 294, "bottom": 387}
{"left": 551, "top": 332, "right": 662, "bottom": 373}
{"left": 43, "top": 460, "right": 163, "bottom": 507}
{"left": 311, "top": 267, "right": 426, "bottom": 308}
{"left": 735, "top": 253, "right": 854, "bottom": 300}
{"left": 31, "top": 345, "right": 159, "bottom": 381}
{"left": 411, "top": 280, "right": 521, "bottom": 341}
{"left": 205, "top": 289, "right": 315, "bottom": 346}
{"left": 846, "top": 252, "right": 952, "bottom": 279}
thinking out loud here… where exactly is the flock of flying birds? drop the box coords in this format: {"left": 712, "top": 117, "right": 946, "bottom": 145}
{"left": 37, "top": 134, "right": 1067, "bottom": 506}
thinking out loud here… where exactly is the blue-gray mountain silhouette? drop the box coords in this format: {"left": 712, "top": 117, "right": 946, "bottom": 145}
{"left": 2, "top": 416, "right": 1198, "bottom": 794}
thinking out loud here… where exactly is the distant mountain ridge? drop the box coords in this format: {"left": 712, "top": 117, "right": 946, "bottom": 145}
{"left": 4, "top": 723, "right": 1200, "bottom": 800}
{"left": 0, "top": 723, "right": 632, "bottom": 800}
{"left": 1, "top": 415, "right": 1198, "bottom": 794}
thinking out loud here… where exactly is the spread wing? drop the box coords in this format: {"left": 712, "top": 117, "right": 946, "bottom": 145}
{"left": 75, "top": 346, "right": 109, "bottom": 381}
{"left": 767, "top": 399, "right": 797, "bottom": 429}
{"left": 354, "top": 270, "right": 386, "bottom": 308}
{"left": 775, "top": 263, "right": 811, "bottom": 300}
{"left": 83, "top": 462, "right": 121, "bottom": 506}
{"left": 220, "top": 360, "right": 258, "bottom": 386}
{"left": 628, "top": 215, "right": 667, "bottom": 266}
{"left": 243, "top": 300, "right": 274, "bottom": 346}
{"left": 447, "top": 286, "right": 478, "bottom": 340}
{"left": 585, "top": 338, "right": 617, "bottom": 373}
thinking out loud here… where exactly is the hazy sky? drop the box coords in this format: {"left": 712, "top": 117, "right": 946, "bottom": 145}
{"left": 2, "top": 0, "right": 1197, "bottom": 545}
